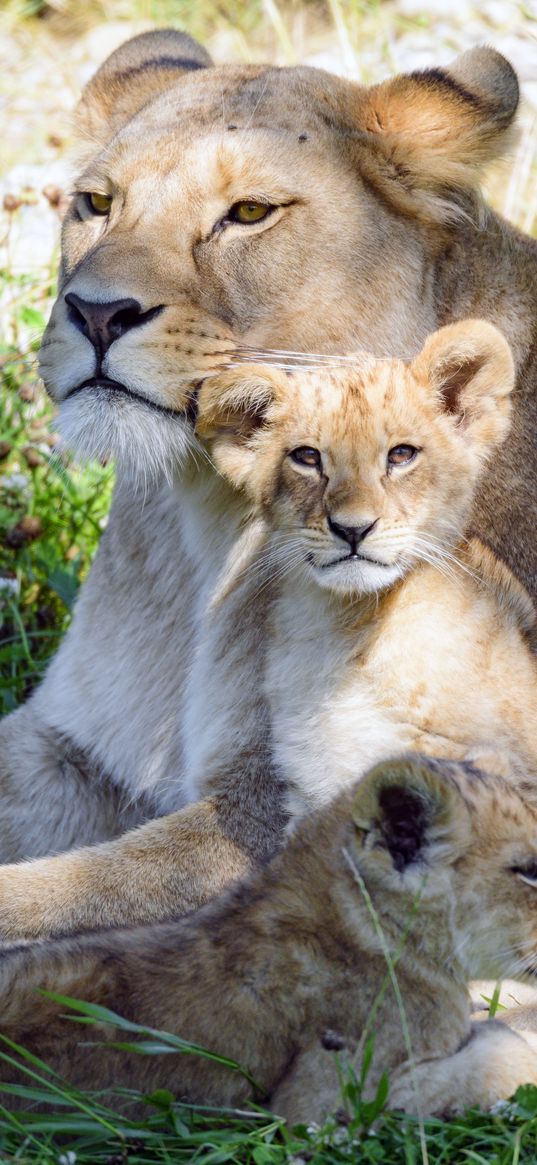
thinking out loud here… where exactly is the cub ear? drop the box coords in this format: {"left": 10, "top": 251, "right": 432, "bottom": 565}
{"left": 77, "top": 29, "right": 213, "bottom": 148}
{"left": 195, "top": 365, "right": 287, "bottom": 489}
{"left": 412, "top": 319, "right": 514, "bottom": 448}
{"left": 352, "top": 756, "right": 468, "bottom": 876}
{"left": 355, "top": 47, "right": 519, "bottom": 224}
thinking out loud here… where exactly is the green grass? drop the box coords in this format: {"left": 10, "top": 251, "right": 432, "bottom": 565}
{"left": 3, "top": 1081, "right": 537, "bottom": 1165}
{"left": 0, "top": 271, "right": 113, "bottom": 713}
{"left": 2, "top": 1003, "right": 537, "bottom": 1164}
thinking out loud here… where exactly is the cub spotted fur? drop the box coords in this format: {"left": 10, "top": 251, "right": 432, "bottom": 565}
{"left": 1, "top": 757, "right": 537, "bottom": 1122}
{"left": 198, "top": 319, "right": 537, "bottom": 820}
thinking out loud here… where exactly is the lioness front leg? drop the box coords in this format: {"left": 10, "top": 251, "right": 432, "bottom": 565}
{"left": 0, "top": 789, "right": 285, "bottom": 941}
{"left": 389, "top": 1021, "right": 537, "bottom": 1116}
{"left": 0, "top": 704, "right": 143, "bottom": 862}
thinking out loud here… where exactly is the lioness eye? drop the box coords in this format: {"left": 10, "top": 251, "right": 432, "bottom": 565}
{"left": 290, "top": 447, "right": 322, "bottom": 469}
{"left": 387, "top": 444, "right": 419, "bottom": 468}
{"left": 511, "top": 863, "right": 537, "bottom": 886}
{"left": 86, "top": 192, "right": 112, "bottom": 216}
{"left": 228, "top": 201, "right": 273, "bottom": 224}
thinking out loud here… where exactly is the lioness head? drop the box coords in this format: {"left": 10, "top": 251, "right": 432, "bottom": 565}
{"left": 197, "top": 320, "right": 514, "bottom": 595}
{"left": 38, "top": 29, "right": 518, "bottom": 480}
{"left": 349, "top": 755, "right": 537, "bottom": 981}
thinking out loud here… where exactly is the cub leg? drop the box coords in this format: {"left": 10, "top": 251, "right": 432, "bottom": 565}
{"left": 388, "top": 1021, "right": 537, "bottom": 1116}
{"left": 490, "top": 995, "right": 537, "bottom": 1035}
{"left": 271, "top": 1040, "right": 342, "bottom": 1125}
{"left": 0, "top": 929, "right": 248, "bottom": 1107}
{"left": 0, "top": 934, "right": 130, "bottom": 1098}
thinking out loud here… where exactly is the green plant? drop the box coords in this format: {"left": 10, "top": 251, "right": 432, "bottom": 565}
{"left": 0, "top": 273, "right": 113, "bottom": 712}
{"left": 1, "top": 1003, "right": 537, "bottom": 1164}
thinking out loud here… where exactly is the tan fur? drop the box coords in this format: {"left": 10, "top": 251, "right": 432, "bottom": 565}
{"left": 0, "top": 33, "right": 535, "bottom": 948}
{"left": 1, "top": 757, "right": 537, "bottom": 1122}
{"left": 198, "top": 320, "right": 537, "bottom": 823}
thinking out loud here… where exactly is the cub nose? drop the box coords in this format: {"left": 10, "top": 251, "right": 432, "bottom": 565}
{"left": 64, "top": 293, "right": 163, "bottom": 359}
{"left": 328, "top": 517, "right": 378, "bottom": 548}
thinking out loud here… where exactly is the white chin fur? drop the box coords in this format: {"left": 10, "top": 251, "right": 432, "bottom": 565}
{"left": 57, "top": 389, "right": 192, "bottom": 486}
{"left": 311, "top": 557, "right": 403, "bottom": 596}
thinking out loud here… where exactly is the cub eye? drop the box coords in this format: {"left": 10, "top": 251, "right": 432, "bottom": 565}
{"left": 289, "top": 447, "right": 322, "bottom": 470}
{"left": 511, "top": 863, "right": 537, "bottom": 886}
{"left": 387, "top": 444, "right": 419, "bottom": 468}
{"left": 228, "top": 201, "right": 273, "bottom": 224}
{"left": 85, "top": 192, "right": 112, "bottom": 216}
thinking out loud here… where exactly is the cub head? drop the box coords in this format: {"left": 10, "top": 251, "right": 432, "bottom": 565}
{"left": 348, "top": 755, "right": 537, "bottom": 982}
{"left": 197, "top": 320, "right": 514, "bottom": 596}
{"left": 38, "top": 29, "right": 518, "bottom": 483}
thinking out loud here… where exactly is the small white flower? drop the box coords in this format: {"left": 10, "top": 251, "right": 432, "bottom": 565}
{"left": 58, "top": 1152, "right": 77, "bottom": 1165}
{"left": 0, "top": 577, "right": 20, "bottom": 596}
{"left": 490, "top": 1099, "right": 510, "bottom": 1115}
{"left": 1, "top": 472, "right": 29, "bottom": 492}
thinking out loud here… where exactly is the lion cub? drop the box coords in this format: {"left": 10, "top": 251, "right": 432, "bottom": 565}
{"left": 197, "top": 320, "right": 537, "bottom": 820}
{"left": 2, "top": 757, "right": 537, "bottom": 1121}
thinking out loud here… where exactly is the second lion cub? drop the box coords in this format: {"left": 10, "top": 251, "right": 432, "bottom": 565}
{"left": 197, "top": 320, "right": 537, "bottom": 818}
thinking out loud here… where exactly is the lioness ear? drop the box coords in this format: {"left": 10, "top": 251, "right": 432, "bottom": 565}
{"left": 196, "top": 365, "right": 286, "bottom": 489}
{"left": 413, "top": 319, "right": 514, "bottom": 448}
{"left": 352, "top": 756, "right": 467, "bottom": 875}
{"left": 77, "top": 29, "right": 213, "bottom": 147}
{"left": 355, "top": 47, "right": 518, "bottom": 223}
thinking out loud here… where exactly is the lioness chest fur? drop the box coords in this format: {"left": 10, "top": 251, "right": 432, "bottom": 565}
{"left": 199, "top": 319, "right": 537, "bottom": 820}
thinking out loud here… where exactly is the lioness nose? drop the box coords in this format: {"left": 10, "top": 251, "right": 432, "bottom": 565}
{"left": 328, "top": 518, "right": 377, "bottom": 547}
{"left": 65, "top": 293, "right": 163, "bottom": 359}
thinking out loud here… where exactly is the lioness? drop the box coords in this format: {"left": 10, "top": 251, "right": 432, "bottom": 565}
{"left": 0, "top": 31, "right": 536, "bottom": 941}
{"left": 197, "top": 319, "right": 537, "bottom": 818}
{"left": 1, "top": 756, "right": 537, "bottom": 1122}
